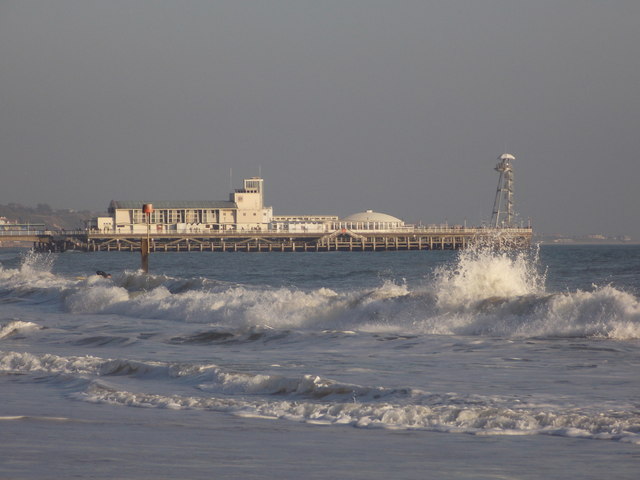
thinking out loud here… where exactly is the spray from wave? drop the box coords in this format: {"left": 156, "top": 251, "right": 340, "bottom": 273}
{"left": 421, "top": 243, "right": 640, "bottom": 339}
{"left": 0, "top": 250, "right": 56, "bottom": 282}
{"left": 433, "top": 243, "right": 546, "bottom": 310}
{"left": 0, "top": 251, "right": 68, "bottom": 305}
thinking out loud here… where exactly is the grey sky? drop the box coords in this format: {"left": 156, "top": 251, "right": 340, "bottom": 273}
{"left": 1, "top": 0, "right": 639, "bottom": 237}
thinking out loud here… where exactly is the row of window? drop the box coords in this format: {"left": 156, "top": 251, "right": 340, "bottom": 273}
{"left": 128, "top": 209, "right": 270, "bottom": 224}
{"left": 131, "top": 209, "right": 231, "bottom": 224}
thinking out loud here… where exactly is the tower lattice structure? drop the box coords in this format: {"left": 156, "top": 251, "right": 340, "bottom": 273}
{"left": 491, "top": 153, "right": 516, "bottom": 228}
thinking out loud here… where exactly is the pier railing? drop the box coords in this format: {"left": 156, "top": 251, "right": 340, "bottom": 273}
{"left": 0, "top": 229, "right": 87, "bottom": 236}
{"left": 2, "top": 227, "right": 533, "bottom": 252}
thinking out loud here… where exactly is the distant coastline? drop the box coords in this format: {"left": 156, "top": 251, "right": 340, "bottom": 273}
{"left": 0, "top": 203, "right": 96, "bottom": 230}
{"left": 536, "top": 236, "right": 637, "bottom": 245}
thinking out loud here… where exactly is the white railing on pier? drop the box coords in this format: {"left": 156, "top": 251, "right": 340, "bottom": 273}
{"left": 0, "top": 230, "right": 87, "bottom": 237}
{"left": 0, "top": 226, "right": 533, "bottom": 238}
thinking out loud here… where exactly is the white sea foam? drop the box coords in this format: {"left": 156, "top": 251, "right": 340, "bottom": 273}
{"left": 0, "top": 350, "right": 401, "bottom": 400}
{"left": 541, "top": 285, "right": 640, "bottom": 339}
{"left": 196, "top": 371, "right": 409, "bottom": 401}
{"left": 45, "top": 277, "right": 640, "bottom": 340}
{"left": 87, "top": 284, "right": 349, "bottom": 327}
{"left": 0, "top": 350, "right": 218, "bottom": 379}
{"left": 0, "top": 251, "right": 66, "bottom": 295}
{"left": 0, "top": 350, "right": 103, "bottom": 375}
{"left": 406, "top": 286, "right": 640, "bottom": 339}
{"left": 3, "top": 349, "right": 639, "bottom": 443}
{"left": 117, "top": 271, "right": 219, "bottom": 294}
{"left": 64, "top": 284, "right": 130, "bottom": 313}
{"left": 75, "top": 380, "right": 640, "bottom": 444}
{"left": 406, "top": 244, "right": 640, "bottom": 339}
{"left": 0, "top": 321, "right": 41, "bottom": 339}
{"left": 116, "top": 270, "right": 176, "bottom": 292}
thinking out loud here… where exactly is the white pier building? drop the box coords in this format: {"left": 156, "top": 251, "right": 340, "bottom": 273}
{"left": 98, "top": 178, "right": 275, "bottom": 234}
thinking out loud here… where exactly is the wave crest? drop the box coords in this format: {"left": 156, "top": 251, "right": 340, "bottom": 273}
{"left": 0, "top": 321, "right": 42, "bottom": 339}
{"left": 75, "top": 380, "right": 640, "bottom": 443}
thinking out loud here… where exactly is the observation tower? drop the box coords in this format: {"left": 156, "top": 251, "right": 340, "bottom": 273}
{"left": 491, "top": 153, "right": 517, "bottom": 227}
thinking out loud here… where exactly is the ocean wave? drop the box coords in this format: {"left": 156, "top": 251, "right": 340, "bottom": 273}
{"left": 72, "top": 335, "right": 137, "bottom": 347}
{"left": 196, "top": 371, "right": 410, "bottom": 401}
{"left": 68, "top": 283, "right": 350, "bottom": 327}
{"left": 12, "top": 276, "right": 640, "bottom": 341}
{"left": 0, "top": 350, "right": 104, "bottom": 375}
{"left": 4, "top": 349, "right": 638, "bottom": 443}
{"left": 75, "top": 380, "right": 640, "bottom": 444}
{"left": 64, "top": 283, "right": 131, "bottom": 313}
{"left": 0, "top": 320, "right": 42, "bottom": 339}
{"left": 0, "top": 349, "right": 407, "bottom": 402}
{"left": 433, "top": 244, "right": 546, "bottom": 310}
{"left": 168, "top": 326, "right": 292, "bottom": 345}
{"left": 543, "top": 285, "right": 640, "bottom": 339}
{"left": 411, "top": 285, "right": 640, "bottom": 339}
{"left": 0, "top": 251, "right": 81, "bottom": 307}
{"left": 2, "top": 246, "right": 640, "bottom": 340}
{"left": 0, "top": 350, "right": 217, "bottom": 380}
{"left": 114, "top": 270, "right": 224, "bottom": 294}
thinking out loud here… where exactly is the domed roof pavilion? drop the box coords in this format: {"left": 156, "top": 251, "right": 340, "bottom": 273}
{"left": 337, "top": 210, "right": 405, "bottom": 231}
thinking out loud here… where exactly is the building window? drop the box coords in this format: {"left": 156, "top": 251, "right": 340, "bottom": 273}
{"left": 133, "top": 210, "right": 144, "bottom": 223}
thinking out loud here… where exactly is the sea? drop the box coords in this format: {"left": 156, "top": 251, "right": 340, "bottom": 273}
{"left": 1, "top": 244, "right": 639, "bottom": 479}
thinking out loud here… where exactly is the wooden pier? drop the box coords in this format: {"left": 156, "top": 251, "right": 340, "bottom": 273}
{"left": 12, "top": 227, "right": 533, "bottom": 253}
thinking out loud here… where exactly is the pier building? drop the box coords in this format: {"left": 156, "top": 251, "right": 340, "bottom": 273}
{"left": 333, "top": 210, "right": 409, "bottom": 232}
{"left": 96, "top": 179, "right": 411, "bottom": 236}
{"left": 100, "top": 178, "right": 274, "bottom": 234}
{"left": 0, "top": 218, "right": 46, "bottom": 232}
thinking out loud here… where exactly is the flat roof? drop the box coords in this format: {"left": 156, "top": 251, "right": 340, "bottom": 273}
{"left": 109, "top": 200, "right": 236, "bottom": 210}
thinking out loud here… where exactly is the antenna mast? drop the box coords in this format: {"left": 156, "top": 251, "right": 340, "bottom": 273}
{"left": 491, "top": 153, "right": 516, "bottom": 227}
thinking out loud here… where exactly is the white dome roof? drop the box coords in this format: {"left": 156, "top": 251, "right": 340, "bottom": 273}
{"left": 341, "top": 210, "right": 403, "bottom": 223}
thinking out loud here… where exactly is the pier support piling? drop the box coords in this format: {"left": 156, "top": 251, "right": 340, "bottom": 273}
{"left": 141, "top": 238, "right": 150, "bottom": 273}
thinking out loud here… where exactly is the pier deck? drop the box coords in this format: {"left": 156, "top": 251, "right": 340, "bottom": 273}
{"left": 3, "top": 227, "right": 533, "bottom": 252}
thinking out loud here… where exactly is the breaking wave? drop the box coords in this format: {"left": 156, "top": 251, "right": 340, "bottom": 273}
{"left": 0, "top": 320, "right": 42, "bottom": 339}
{"left": 1, "top": 246, "right": 639, "bottom": 340}
{"left": 433, "top": 243, "right": 546, "bottom": 309}
{"left": 79, "top": 383, "right": 640, "bottom": 443}
{"left": 2, "top": 350, "right": 638, "bottom": 443}
{"left": 420, "top": 244, "right": 640, "bottom": 339}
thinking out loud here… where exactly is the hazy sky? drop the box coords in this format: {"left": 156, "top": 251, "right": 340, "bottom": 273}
{"left": 1, "top": 0, "right": 639, "bottom": 237}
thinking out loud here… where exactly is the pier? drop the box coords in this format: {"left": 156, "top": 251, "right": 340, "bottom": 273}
{"left": 2, "top": 227, "right": 533, "bottom": 253}
{"left": 0, "top": 230, "right": 87, "bottom": 252}
{"left": 2, "top": 153, "right": 534, "bottom": 253}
